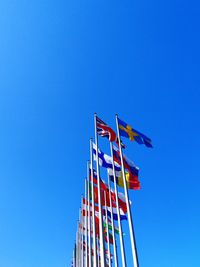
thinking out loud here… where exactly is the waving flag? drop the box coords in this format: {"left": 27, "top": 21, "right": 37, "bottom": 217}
{"left": 82, "top": 209, "right": 92, "bottom": 217}
{"left": 92, "top": 179, "right": 129, "bottom": 213}
{"left": 89, "top": 168, "right": 107, "bottom": 191}
{"left": 104, "top": 232, "right": 114, "bottom": 245}
{"left": 97, "top": 116, "right": 125, "bottom": 148}
{"left": 108, "top": 163, "right": 140, "bottom": 190}
{"left": 93, "top": 186, "right": 116, "bottom": 208}
{"left": 103, "top": 222, "right": 119, "bottom": 234}
{"left": 96, "top": 205, "right": 127, "bottom": 221}
{"left": 93, "top": 143, "right": 121, "bottom": 172}
{"left": 112, "top": 145, "right": 139, "bottom": 178}
{"left": 97, "top": 116, "right": 117, "bottom": 142}
{"left": 106, "top": 207, "right": 127, "bottom": 221}
{"left": 118, "top": 117, "right": 153, "bottom": 148}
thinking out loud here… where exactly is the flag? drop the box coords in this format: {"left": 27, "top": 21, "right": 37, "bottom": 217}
{"left": 82, "top": 197, "right": 92, "bottom": 207}
{"left": 109, "top": 170, "right": 141, "bottom": 190}
{"left": 95, "top": 205, "right": 127, "bottom": 220}
{"left": 105, "top": 232, "right": 114, "bottom": 245}
{"left": 118, "top": 117, "right": 153, "bottom": 148}
{"left": 96, "top": 116, "right": 117, "bottom": 142}
{"left": 117, "top": 192, "right": 131, "bottom": 212}
{"left": 106, "top": 207, "right": 127, "bottom": 221}
{"left": 93, "top": 143, "right": 121, "bottom": 172}
{"left": 112, "top": 145, "right": 139, "bottom": 178}
{"left": 105, "top": 249, "right": 113, "bottom": 259}
{"left": 103, "top": 222, "right": 119, "bottom": 234}
{"left": 93, "top": 186, "right": 116, "bottom": 208}
{"left": 96, "top": 116, "right": 125, "bottom": 148}
{"left": 89, "top": 168, "right": 108, "bottom": 191}
{"left": 82, "top": 209, "right": 93, "bottom": 217}
{"left": 93, "top": 185, "right": 129, "bottom": 213}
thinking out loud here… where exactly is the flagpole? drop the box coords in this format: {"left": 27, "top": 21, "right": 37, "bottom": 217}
{"left": 76, "top": 227, "right": 79, "bottom": 267}
{"left": 104, "top": 191, "right": 111, "bottom": 267}
{"left": 107, "top": 172, "right": 119, "bottom": 267}
{"left": 115, "top": 114, "right": 140, "bottom": 267}
{"left": 84, "top": 179, "right": 88, "bottom": 267}
{"left": 79, "top": 209, "right": 83, "bottom": 267}
{"left": 110, "top": 142, "right": 127, "bottom": 267}
{"left": 73, "top": 244, "right": 76, "bottom": 267}
{"left": 87, "top": 161, "right": 95, "bottom": 267}
{"left": 81, "top": 197, "right": 84, "bottom": 267}
{"left": 77, "top": 213, "right": 81, "bottom": 267}
{"left": 94, "top": 113, "right": 106, "bottom": 267}
{"left": 96, "top": 235, "right": 98, "bottom": 267}
{"left": 87, "top": 179, "right": 92, "bottom": 267}
{"left": 90, "top": 139, "right": 97, "bottom": 267}
{"left": 97, "top": 235, "right": 100, "bottom": 267}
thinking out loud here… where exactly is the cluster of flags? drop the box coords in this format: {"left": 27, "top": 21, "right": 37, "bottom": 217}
{"left": 71, "top": 114, "right": 152, "bottom": 267}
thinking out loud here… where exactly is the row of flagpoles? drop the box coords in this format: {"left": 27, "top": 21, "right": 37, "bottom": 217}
{"left": 71, "top": 114, "right": 152, "bottom": 267}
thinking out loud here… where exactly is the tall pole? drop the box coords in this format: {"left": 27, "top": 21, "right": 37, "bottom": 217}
{"left": 87, "top": 179, "right": 92, "bottom": 267}
{"left": 85, "top": 179, "right": 88, "bottom": 267}
{"left": 104, "top": 191, "right": 111, "bottom": 267}
{"left": 97, "top": 235, "right": 100, "bottom": 267}
{"left": 107, "top": 172, "right": 118, "bottom": 267}
{"left": 90, "top": 139, "right": 97, "bottom": 267}
{"left": 81, "top": 197, "right": 84, "bottom": 267}
{"left": 110, "top": 142, "right": 127, "bottom": 267}
{"left": 76, "top": 226, "right": 79, "bottom": 267}
{"left": 78, "top": 211, "right": 81, "bottom": 267}
{"left": 73, "top": 244, "right": 76, "bottom": 267}
{"left": 94, "top": 113, "right": 106, "bottom": 267}
{"left": 78, "top": 208, "right": 82, "bottom": 267}
{"left": 115, "top": 114, "right": 139, "bottom": 267}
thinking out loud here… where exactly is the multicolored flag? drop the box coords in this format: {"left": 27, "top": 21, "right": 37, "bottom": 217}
{"left": 109, "top": 170, "right": 140, "bottom": 190}
{"left": 118, "top": 117, "right": 153, "bottom": 148}
{"left": 89, "top": 168, "right": 108, "bottom": 191}
{"left": 92, "top": 186, "right": 116, "bottom": 208}
{"left": 105, "top": 249, "right": 113, "bottom": 259}
{"left": 110, "top": 145, "right": 141, "bottom": 189}
{"left": 96, "top": 116, "right": 125, "bottom": 148}
{"left": 103, "top": 222, "right": 119, "bottom": 234}
{"left": 96, "top": 116, "right": 117, "bottom": 142}
{"left": 93, "top": 143, "right": 121, "bottom": 172}
{"left": 112, "top": 145, "right": 139, "bottom": 178}
{"left": 106, "top": 207, "right": 127, "bottom": 221}
{"left": 104, "top": 231, "right": 114, "bottom": 245}
{"left": 95, "top": 204, "right": 127, "bottom": 221}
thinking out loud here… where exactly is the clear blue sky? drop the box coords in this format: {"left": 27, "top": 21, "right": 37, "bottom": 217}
{"left": 0, "top": 0, "right": 199, "bottom": 266}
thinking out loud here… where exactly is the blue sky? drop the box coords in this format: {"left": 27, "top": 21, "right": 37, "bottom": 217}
{"left": 0, "top": 0, "right": 199, "bottom": 266}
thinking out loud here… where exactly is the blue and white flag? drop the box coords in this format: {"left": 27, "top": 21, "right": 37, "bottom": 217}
{"left": 93, "top": 143, "right": 121, "bottom": 172}
{"left": 106, "top": 207, "right": 127, "bottom": 221}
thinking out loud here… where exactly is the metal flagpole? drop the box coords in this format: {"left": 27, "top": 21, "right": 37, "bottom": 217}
{"left": 115, "top": 114, "right": 139, "bottom": 267}
{"left": 85, "top": 179, "right": 88, "bottom": 267}
{"left": 81, "top": 197, "right": 84, "bottom": 267}
{"left": 87, "top": 179, "right": 92, "bottom": 267}
{"left": 104, "top": 191, "right": 111, "bottom": 267}
{"left": 72, "top": 245, "right": 76, "bottom": 267}
{"left": 94, "top": 113, "right": 106, "bottom": 267}
{"left": 79, "top": 209, "right": 83, "bottom": 267}
{"left": 110, "top": 142, "right": 127, "bottom": 267}
{"left": 97, "top": 235, "right": 100, "bottom": 267}
{"left": 76, "top": 229, "right": 79, "bottom": 267}
{"left": 89, "top": 139, "right": 97, "bottom": 267}
{"left": 78, "top": 212, "right": 81, "bottom": 267}
{"left": 107, "top": 172, "right": 119, "bottom": 267}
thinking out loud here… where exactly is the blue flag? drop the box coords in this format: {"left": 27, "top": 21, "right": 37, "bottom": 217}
{"left": 118, "top": 118, "right": 153, "bottom": 148}
{"left": 93, "top": 143, "right": 121, "bottom": 172}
